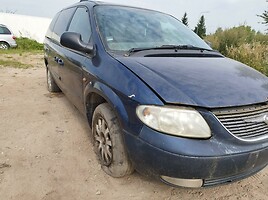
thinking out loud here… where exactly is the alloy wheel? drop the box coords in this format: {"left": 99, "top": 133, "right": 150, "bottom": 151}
{"left": 0, "top": 42, "right": 9, "bottom": 49}
{"left": 94, "top": 117, "right": 113, "bottom": 166}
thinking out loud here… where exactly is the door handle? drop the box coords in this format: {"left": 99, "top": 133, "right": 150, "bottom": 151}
{"left": 57, "top": 58, "right": 64, "bottom": 66}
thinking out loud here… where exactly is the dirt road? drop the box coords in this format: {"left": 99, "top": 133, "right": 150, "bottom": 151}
{"left": 0, "top": 53, "right": 267, "bottom": 200}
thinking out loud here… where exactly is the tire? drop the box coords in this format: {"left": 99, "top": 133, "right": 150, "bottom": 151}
{"left": 46, "top": 68, "right": 61, "bottom": 92}
{"left": 0, "top": 42, "right": 10, "bottom": 50}
{"left": 92, "top": 103, "right": 134, "bottom": 177}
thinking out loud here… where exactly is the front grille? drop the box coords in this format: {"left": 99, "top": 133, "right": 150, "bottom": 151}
{"left": 213, "top": 103, "right": 268, "bottom": 141}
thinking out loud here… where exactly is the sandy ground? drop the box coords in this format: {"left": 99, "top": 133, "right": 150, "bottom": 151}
{"left": 0, "top": 53, "right": 267, "bottom": 200}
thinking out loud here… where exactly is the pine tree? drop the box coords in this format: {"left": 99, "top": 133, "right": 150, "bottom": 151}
{"left": 181, "top": 12, "right": 189, "bottom": 26}
{"left": 258, "top": 10, "right": 268, "bottom": 32}
{"left": 194, "top": 15, "right": 206, "bottom": 39}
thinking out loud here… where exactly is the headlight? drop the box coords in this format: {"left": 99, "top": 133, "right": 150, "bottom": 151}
{"left": 136, "top": 105, "right": 211, "bottom": 139}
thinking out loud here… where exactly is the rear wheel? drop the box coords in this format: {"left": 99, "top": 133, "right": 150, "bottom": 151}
{"left": 92, "top": 103, "right": 134, "bottom": 177}
{"left": 0, "top": 42, "right": 10, "bottom": 49}
{"left": 46, "top": 68, "right": 61, "bottom": 92}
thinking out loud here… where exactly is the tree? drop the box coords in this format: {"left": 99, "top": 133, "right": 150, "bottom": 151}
{"left": 181, "top": 12, "right": 189, "bottom": 26}
{"left": 0, "top": 9, "right": 17, "bottom": 14}
{"left": 258, "top": 10, "right": 268, "bottom": 32}
{"left": 194, "top": 15, "right": 206, "bottom": 38}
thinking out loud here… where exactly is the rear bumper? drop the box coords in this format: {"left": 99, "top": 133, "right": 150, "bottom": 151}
{"left": 124, "top": 127, "right": 268, "bottom": 187}
{"left": 9, "top": 41, "right": 17, "bottom": 48}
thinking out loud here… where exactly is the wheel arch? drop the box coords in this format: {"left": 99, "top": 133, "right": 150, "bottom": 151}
{"left": 44, "top": 58, "right": 48, "bottom": 67}
{"left": 84, "top": 81, "right": 129, "bottom": 129}
{"left": 0, "top": 40, "right": 9, "bottom": 44}
{"left": 0, "top": 41, "right": 10, "bottom": 48}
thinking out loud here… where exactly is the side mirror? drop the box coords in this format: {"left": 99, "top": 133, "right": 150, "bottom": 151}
{"left": 60, "top": 32, "right": 94, "bottom": 54}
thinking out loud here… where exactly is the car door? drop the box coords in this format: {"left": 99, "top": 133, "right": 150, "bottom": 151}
{"left": 44, "top": 12, "right": 60, "bottom": 79}
{"left": 58, "top": 6, "right": 93, "bottom": 113}
{"left": 45, "top": 8, "right": 75, "bottom": 88}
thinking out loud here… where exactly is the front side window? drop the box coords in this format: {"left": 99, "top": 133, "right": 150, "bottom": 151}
{"left": 95, "top": 6, "right": 211, "bottom": 52}
{"left": 68, "top": 7, "right": 92, "bottom": 43}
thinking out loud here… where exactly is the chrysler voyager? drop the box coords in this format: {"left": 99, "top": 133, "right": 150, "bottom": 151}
{"left": 44, "top": 0, "right": 268, "bottom": 187}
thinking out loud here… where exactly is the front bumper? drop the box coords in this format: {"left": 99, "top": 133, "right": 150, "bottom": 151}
{"left": 124, "top": 126, "right": 268, "bottom": 187}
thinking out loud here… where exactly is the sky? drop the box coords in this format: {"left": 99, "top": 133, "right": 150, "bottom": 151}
{"left": 1, "top": 0, "right": 267, "bottom": 34}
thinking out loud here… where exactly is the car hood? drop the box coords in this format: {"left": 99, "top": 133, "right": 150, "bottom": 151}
{"left": 116, "top": 56, "right": 268, "bottom": 108}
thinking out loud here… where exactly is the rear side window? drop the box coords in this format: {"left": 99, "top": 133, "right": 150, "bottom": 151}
{"left": 0, "top": 26, "right": 11, "bottom": 34}
{"left": 68, "top": 7, "right": 92, "bottom": 43}
{"left": 46, "top": 12, "right": 60, "bottom": 39}
{"left": 52, "top": 7, "right": 76, "bottom": 42}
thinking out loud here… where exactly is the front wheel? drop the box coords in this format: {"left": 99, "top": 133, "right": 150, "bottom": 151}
{"left": 92, "top": 103, "right": 134, "bottom": 177}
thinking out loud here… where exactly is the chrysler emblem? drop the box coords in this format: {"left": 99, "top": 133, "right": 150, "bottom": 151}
{"left": 244, "top": 114, "right": 268, "bottom": 125}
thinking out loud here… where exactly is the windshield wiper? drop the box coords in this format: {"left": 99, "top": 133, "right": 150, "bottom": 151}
{"left": 126, "top": 47, "right": 162, "bottom": 56}
{"left": 125, "top": 45, "right": 214, "bottom": 56}
{"left": 160, "top": 45, "right": 214, "bottom": 52}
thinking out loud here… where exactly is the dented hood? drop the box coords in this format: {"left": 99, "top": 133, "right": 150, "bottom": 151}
{"left": 116, "top": 56, "right": 268, "bottom": 108}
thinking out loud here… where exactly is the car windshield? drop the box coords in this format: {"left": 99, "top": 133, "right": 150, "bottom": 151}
{"left": 94, "top": 6, "right": 212, "bottom": 52}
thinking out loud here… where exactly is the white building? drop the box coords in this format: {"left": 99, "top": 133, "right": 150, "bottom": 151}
{"left": 0, "top": 13, "right": 52, "bottom": 43}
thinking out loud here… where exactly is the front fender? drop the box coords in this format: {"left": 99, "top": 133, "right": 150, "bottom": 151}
{"left": 84, "top": 81, "right": 128, "bottom": 121}
{"left": 84, "top": 80, "right": 162, "bottom": 136}
{"left": 82, "top": 53, "right": 163, "bottom": 135}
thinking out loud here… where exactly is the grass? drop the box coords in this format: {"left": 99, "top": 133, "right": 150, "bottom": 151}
{"left": 0, "top": 37, "right": 43, "bottom": 68}
{"left": 0, "top": 37, "right": 43, "bottom": 54}
{"left": 0, "top": 59, "right": 32, "bottom": 69}
{"left": 0, "top": 49, "right": 42, "bottom": 54}
{"left": 16, "top": 37, "right": 43, "bottom": 50}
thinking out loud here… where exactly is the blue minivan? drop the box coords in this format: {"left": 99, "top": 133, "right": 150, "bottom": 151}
{"left": 44, "top": 0, "right": 268, "bottom": 187}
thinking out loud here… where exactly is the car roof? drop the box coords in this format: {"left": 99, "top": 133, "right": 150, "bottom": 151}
{"left": 80, "top": 0, "right": 114, "bottom": 5}
{"left": 0, "top": 24, "right": 11, "bottom": 30}
{"left": 63, "top": 0, "right": 168, "bottom": 18}
{"left": 62, "top": 0, "right": 117, "bottom": 11}
{"left": 78, "top": 0, "right": 160, "bottom": 13}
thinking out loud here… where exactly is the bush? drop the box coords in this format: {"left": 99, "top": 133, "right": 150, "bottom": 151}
{"left": 15, "top": 37, "right": 43, "bottom": 50}
{"left": 227, "top": 42, "right": 268, "bottom": 75}
{"left": 205, "top": 26, "right": 268, "bottom": 75}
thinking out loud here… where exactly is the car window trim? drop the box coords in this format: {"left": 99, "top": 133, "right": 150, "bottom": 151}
{"left": 51, "top": 6, "right": 77, "bottom": 45}
{"left": 67, "top": 5, "right": 93, "bottom": 44}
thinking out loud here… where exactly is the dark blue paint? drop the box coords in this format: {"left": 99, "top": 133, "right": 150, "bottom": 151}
{"left": 44, "top": 1, "right": 268, "bottom": 187}
{"left": 117, "top": 56, "right": 268, "bottom": 108}
{"left": 124, "top": 130, "right": 268, "bottom": 181}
